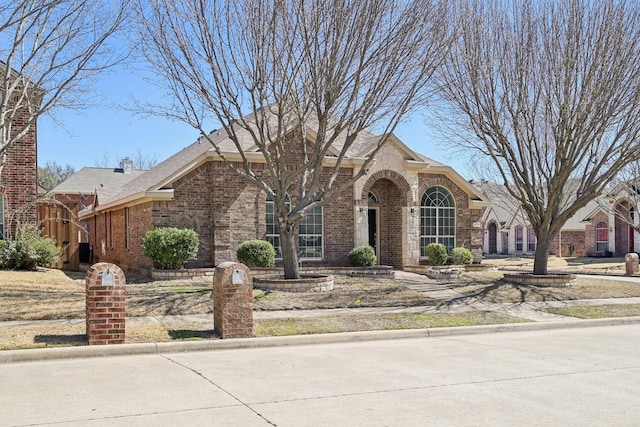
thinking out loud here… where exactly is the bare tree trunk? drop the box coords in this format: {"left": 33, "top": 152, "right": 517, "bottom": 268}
{"left": 533, "top": 232, "right": 552, "bottom": 275}
{"left": 279, "top": 223, "right": 300, "bottom": 279}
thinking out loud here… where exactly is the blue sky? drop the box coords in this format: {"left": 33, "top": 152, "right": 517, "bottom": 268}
{"left": 37, "top": 69, "right": 472, "bottom": 177}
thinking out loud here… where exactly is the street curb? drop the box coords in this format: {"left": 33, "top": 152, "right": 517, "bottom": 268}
{"left": 2, "top": 316, "right": 640, "bottom": 364}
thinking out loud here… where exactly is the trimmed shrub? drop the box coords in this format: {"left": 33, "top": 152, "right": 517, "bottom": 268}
{"left": 348, "top": 245, "right": 377, "bottom": 267}
{"left": 236, "top": 240, "right": 276, "bottom": 267}
{"left": 0, "top": 225, "right": 61, "bottom": 270}
{"left": 426, "top": 243, "right": 448, "bottom": 266}
{"left": 451, "top": 247, "right": 473, "bottom": 265}
{"left": 140, "top": 227, "right": 200, "bottom": 269}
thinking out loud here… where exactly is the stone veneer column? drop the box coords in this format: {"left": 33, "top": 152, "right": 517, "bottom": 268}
{"left": 85, "top": 262, "right": 126, "bottom": 345}
{"left": 213, "top": 262, "right": 253, "bottom": 338}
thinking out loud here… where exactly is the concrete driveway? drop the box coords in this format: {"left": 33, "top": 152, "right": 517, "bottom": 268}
{"left": 2, "top": 324, "right": 640, "bottom": 426}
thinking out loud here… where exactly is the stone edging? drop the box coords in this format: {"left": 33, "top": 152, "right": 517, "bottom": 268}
{"left": 253, "top": 274, "right": 335, "bottom": 292}
{"left": 503, "top": 272, "right": 577, "bottom": 287}
{"left": 151, "top": 266, "right": 394, "bottom": 281}
{"left": 151, "top": 268, "right": 216, "bottom": 280}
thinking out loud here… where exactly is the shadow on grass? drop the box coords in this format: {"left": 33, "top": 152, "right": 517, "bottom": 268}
{"left": 440, "top": 279, "right": 566, "bottom": 306}
{"left": 34, "top": 334, "right": 87, "bottom": 346}
{"left": 168, "top": 329, "right": 218, "bottom": 340}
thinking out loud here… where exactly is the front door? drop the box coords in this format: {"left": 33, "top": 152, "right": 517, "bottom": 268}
{"left": 488, "top": 222, "right": 497, "bottom": 254}
{"left": 630, "top": 226, "right": 635, "bottom": 253}
{"left": 368, "top": 208, "right": 379, "bottom": 258}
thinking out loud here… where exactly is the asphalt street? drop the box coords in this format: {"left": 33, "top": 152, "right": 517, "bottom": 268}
{"left": 2, "top": 324, "right": 640, "bottom": 426}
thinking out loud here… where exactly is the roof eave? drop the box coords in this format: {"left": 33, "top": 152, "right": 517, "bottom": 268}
{"left": 79, "top": 189, "right": 174, "bottom": 218}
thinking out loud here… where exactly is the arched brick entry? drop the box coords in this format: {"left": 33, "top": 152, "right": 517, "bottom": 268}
{"left": 361, "top": 170, "right": 411, "bottom": 204}
{"left": 361, "top": 171, "right": 411, "bottom": 268}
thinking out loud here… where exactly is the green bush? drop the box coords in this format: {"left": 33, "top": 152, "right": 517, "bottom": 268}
{"left": 236, "top": 240, "right": 276, "bottom": 267}
{"left": 451, "top": 247, "right": 473, "bottom": 265}
{"left": 140, "top": 227, "right": 200, "bottom": 269}
{"left": 348, "top": 245, "right": 377, "bottom": 267}
{"left": 426, "top": 243, "right": 448, "bottom": 266}
{"left": 0, "top": 225, "right": 61, "bottom": 270}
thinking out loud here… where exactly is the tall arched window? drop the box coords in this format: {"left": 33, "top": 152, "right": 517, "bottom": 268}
{"left": 420, "top": 186, "right": 455, "bottom": 256}
{"left": 596, "top": 221, "right": 608, "bottom": 252}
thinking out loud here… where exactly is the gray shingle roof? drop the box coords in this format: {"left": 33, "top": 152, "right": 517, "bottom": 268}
{"left": 51, "top": 167, "right": 146, "bottom": 195}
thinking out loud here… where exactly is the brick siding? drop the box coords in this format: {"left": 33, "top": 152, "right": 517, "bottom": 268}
{"left": 584, "top": 211, "right": 608, "bottom": 256}
{"left": 550, "top": 230, "right": 586, "bottom": 257}
{"left": 1, "top": 110, "right": 37, "bottom": 238}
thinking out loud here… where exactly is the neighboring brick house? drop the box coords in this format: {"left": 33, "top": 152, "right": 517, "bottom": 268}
{"left": 581, "top": 184, "right": 640, "bottom": 257}
{"left": 479, "top": 182, "right": 599, "bottom": 257}
{"left": 0, "top": 102, "right": 38, "bottom": 239}
{"left": 48, "top": 158, "right": 146, "bottom": 266}
{"left": 76, "top": 126, "right": 488, "bottom": 273}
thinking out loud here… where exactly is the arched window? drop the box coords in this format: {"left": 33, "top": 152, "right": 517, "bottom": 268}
{"left": 368, "top": 192, "right": 378, "bottom": 205}
{"left": 596, "top": 221, "right": 608, "bottom": 252}
{"left": 266, "top": 195, "right": 290, "bottom": 259}
{"left": 420, "top": 186, "right": 455, "bottom": 256}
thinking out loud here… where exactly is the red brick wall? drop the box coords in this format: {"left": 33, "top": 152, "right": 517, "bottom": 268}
{"left": 550, "top": 230, "right": 586, "bottom": 257}
{"left": 87, "top": 158, "right": 355, "bottom": 271}
{"left": 585, "top": 212, "right": 609, "bottom": 256}
{"left": 1, "top": 110, "right": 37, "bottom": 238}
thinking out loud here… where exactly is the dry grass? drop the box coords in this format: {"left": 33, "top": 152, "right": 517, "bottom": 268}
{"left": 0, "top": 270, "right": 85, "bottom": 321}
{"left": 0, "top": 311, "right": 530, "bottom": 350}
{"left": 541, "top": 304, "right": 640, "bottom": 319}
{"left": 0, "top": 270, "right": 437, "bottom": 321}
{"left": 2, "top": 268, "right": 640, "bottom": 351}
{"left": 449, "top": 274, "right": 640, "bottom": 303}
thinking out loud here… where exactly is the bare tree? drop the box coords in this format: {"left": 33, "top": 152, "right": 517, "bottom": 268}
{"left": 0, "top": 0, "right": 129, "bottom": 184}
{"left": 434, "top": 0, "right": 640, "bottom": 274}
{"left": 134, "top": 0, "right": 450, "bottom": 279}
{"left": 93, "top": 148, "right": 159, "bottom": 170}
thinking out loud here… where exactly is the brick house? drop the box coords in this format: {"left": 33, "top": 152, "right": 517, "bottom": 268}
{"left": 77, "top": 127, "right": 488, "bottom": 273}
{"left": 479, "top": 182, "right": 599, "bottom": 257}
{"left": 581, "top": 184, "right": 640, "bottom": 257}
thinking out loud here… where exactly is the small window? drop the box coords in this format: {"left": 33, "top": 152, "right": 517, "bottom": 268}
{"left": 527, "top": 228, "right": 536, "bottom": 252}
{"left": 368, "top": 192, "right": 378, "bottom": 205}
{"left": 596, "top": 221, "right": 608, "bottom": 252}
{"left": 515, "top": 226, "right": 523, "bottom": 252}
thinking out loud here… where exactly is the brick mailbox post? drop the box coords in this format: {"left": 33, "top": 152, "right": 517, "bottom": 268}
{"left": 86, "top": 263, "right": 126, "bottom": 345}
{"left": 213, "top": 262, "right": 253, "bottom": 338}
{"left": 625, "top": 253, "right": 639, "bottom": 276}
